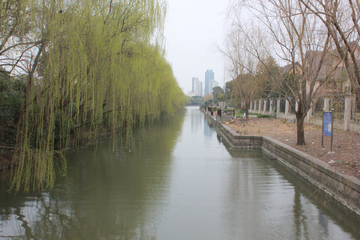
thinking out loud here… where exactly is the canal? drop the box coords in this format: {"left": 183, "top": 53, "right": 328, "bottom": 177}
{"left": 1, "top": 106, "right": 360, "bottom": 239}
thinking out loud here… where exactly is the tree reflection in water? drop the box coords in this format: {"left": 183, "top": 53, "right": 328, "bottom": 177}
{"left": 0, "top": 110, "right": 186, "bottom": 239}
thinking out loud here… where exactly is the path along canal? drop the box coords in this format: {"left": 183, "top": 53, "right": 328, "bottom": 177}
{"left": 1, "top": 106, "right": 360, "bottom": 239}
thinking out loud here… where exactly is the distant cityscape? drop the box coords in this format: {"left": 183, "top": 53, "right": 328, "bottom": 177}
{"left": 187, "top": 69, "right": 219, "bottom": 97}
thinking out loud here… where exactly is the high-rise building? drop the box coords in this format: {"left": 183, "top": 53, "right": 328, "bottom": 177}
{"left": 209, "top": 79, "right": 219, "bottom": 94}
{"left": 192, "top": 77, "right": 203, "bottom": 96}
{"left": 204, "top": 69, "right": 214, "bottom": 95}
{"left": 192, "top": 77, "right": 199, "bottom": 92}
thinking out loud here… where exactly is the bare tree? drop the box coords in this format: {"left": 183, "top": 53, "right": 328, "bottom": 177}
{"left": 221, "top": 22, "right": 266, "bottom": 120}
{"left": 299, "top": 0, "right": 360, "bottom": 97}
{"left": 204, "top": 93, "right": 214, "bottom": 106}
{"left": 225, "top": 0, "right": 339, "bottom": 145}
{"left": 233, "top": 74, "right": 260, "bottom": 120}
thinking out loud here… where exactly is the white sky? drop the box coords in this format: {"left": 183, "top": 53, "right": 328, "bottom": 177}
{"left": 164, "top": 0, "right": 230, "bottom": 94}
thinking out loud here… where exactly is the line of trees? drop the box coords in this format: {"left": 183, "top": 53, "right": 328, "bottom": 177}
{"left": 222, "top": 0, "right": 360, "bottom": 145}
{"left": 0, "top": 0, "right": 187, "bottom": 192}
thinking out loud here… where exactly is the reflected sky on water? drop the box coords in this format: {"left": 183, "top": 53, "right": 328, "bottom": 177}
{"left": 1, "top": 106, "right": 360, "bottom": 239}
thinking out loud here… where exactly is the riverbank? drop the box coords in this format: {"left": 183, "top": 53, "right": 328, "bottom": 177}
{"left": 227, "top": 118, "right": 360, "bottom": 180}
{"left": 204, "top": 110, "right": 360, "bottom": 217}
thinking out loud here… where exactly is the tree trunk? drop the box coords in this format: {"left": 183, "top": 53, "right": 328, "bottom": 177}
{"left": 296, "top": 114, "right": 306, "bottom": 145}
{"left": 245, "top": 100, "right": 250, "bottom": 121}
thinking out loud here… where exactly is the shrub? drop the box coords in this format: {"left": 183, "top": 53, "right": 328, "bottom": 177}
{"left": 257, "top": 114, "right": 271, "bottom": 118}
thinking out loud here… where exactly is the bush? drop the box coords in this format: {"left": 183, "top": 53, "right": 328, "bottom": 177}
{"left": 257, "top": 114, "right": 271, "bottom": 118}
{"left": 0, "top": 74, "right": 26, "bottom": 161}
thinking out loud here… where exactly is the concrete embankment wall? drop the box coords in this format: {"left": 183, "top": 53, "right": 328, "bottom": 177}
{"left": 204, "top": 110, "right": 360, "bottom": 217}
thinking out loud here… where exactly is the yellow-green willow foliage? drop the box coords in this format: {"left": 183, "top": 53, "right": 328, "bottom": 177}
{"left": 8, "top": 0, "right": 186, "bottom": 192}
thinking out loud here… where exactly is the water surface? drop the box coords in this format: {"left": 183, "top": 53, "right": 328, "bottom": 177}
{"left": 1, "top": 106, "right": 360, "bottom": 239}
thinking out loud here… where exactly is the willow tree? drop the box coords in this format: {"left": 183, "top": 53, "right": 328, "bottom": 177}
{"left": 2, "top": 0, "right": 186, "bottom": 192}
{"left": 0, "top": 0, "right": 32, "bottom": 71}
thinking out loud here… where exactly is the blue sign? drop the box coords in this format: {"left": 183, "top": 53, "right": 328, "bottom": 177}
{"left": 323, "top": 112, "right": 332, "bottom": 136}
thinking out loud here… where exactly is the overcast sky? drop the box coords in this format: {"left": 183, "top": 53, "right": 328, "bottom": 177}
{"left": 164, "top": 0, "right": 230, "bottom": 94}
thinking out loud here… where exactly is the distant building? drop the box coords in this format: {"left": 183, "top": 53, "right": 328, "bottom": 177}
{"left": 192, "top": 77, "right": 199, "bottom": 95}
{"left": 186, "top": 91, "right": 198, "bottom": 97}
{"left": 209, "top": 79, "right": 219, "bottom": 94}
{"left": 205, "top": 69, "right": 214, "bottom": 95}
{"left": 191, "top": 77, "right": 203, "bottom": 96}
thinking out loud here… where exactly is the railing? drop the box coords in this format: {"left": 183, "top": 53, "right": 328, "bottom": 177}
{"left": 217, "top": 108, "right": 235, "bottom": 117}
{"left": 313, "top": 97, "right": 324, "bottom": 117}
{"left": 351, "top": 96, "right": 360, "bottom": 122}
{"left": 246, "top": 95, "right": 359, "bottom": 132}
{"left": 280, "top": 99, "right": 286, "bottom": 113}
{"left": 266, "top": 99, "right": 270, "bottom": 112}
{"left": 207, "top": 107, "right": 217, "bottom": 116}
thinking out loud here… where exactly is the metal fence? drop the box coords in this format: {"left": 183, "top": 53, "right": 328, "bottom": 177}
{"left": 313, "top": 97, "right": 324, "bottom": 117}
{"left": 289, "top": 99, "right": 296, "bottom": 114}
{"left": 217, "top": 108, "right": 235, "bottom": 117}
{"left": 331, "top": 95, "right": 345, "bottom": 120}
{"left": 247, "top": 95, "right": 359, "bottom": 132}
{"left": 351, "top": 96, "right": 360, "bottom": 122}
{"left": 280, "top": 99, "right": 286, "bottom": 113}
{"left": 272, "top": 99, "right": 277, "bottom": 112}
{"left": 266, "top": 99, "right": 270, "bottom": 112}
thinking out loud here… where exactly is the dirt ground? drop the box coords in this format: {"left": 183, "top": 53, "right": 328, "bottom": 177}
{"left": 225, "top": 117, "right": 360, "bottom": 180}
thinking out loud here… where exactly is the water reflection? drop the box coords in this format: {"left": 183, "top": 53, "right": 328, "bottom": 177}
{"left": 0, "top": 110, "right": 186, "bottom": 239}
{"left": 203, "top": 116, "right": 213, "bottom": 138}
{"left": 0, "top": 107, "right": 360, "bottom": 240}
{"left": 269, "top": 158, "right": 360, "bottom": 239}
{"left": 221, "top": 149, "right": 360, "bottom": 239}
{"left": 207, "top": 114, "right": 360, "bottom": 240}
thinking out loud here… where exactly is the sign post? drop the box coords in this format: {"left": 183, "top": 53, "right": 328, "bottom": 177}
{"left": 322, "top": 111, "right": 333, "bottom": 150}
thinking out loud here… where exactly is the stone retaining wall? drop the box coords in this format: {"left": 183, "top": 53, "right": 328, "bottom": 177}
{"left": 204, "top": 109, "right": 360, "bottom": 217}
